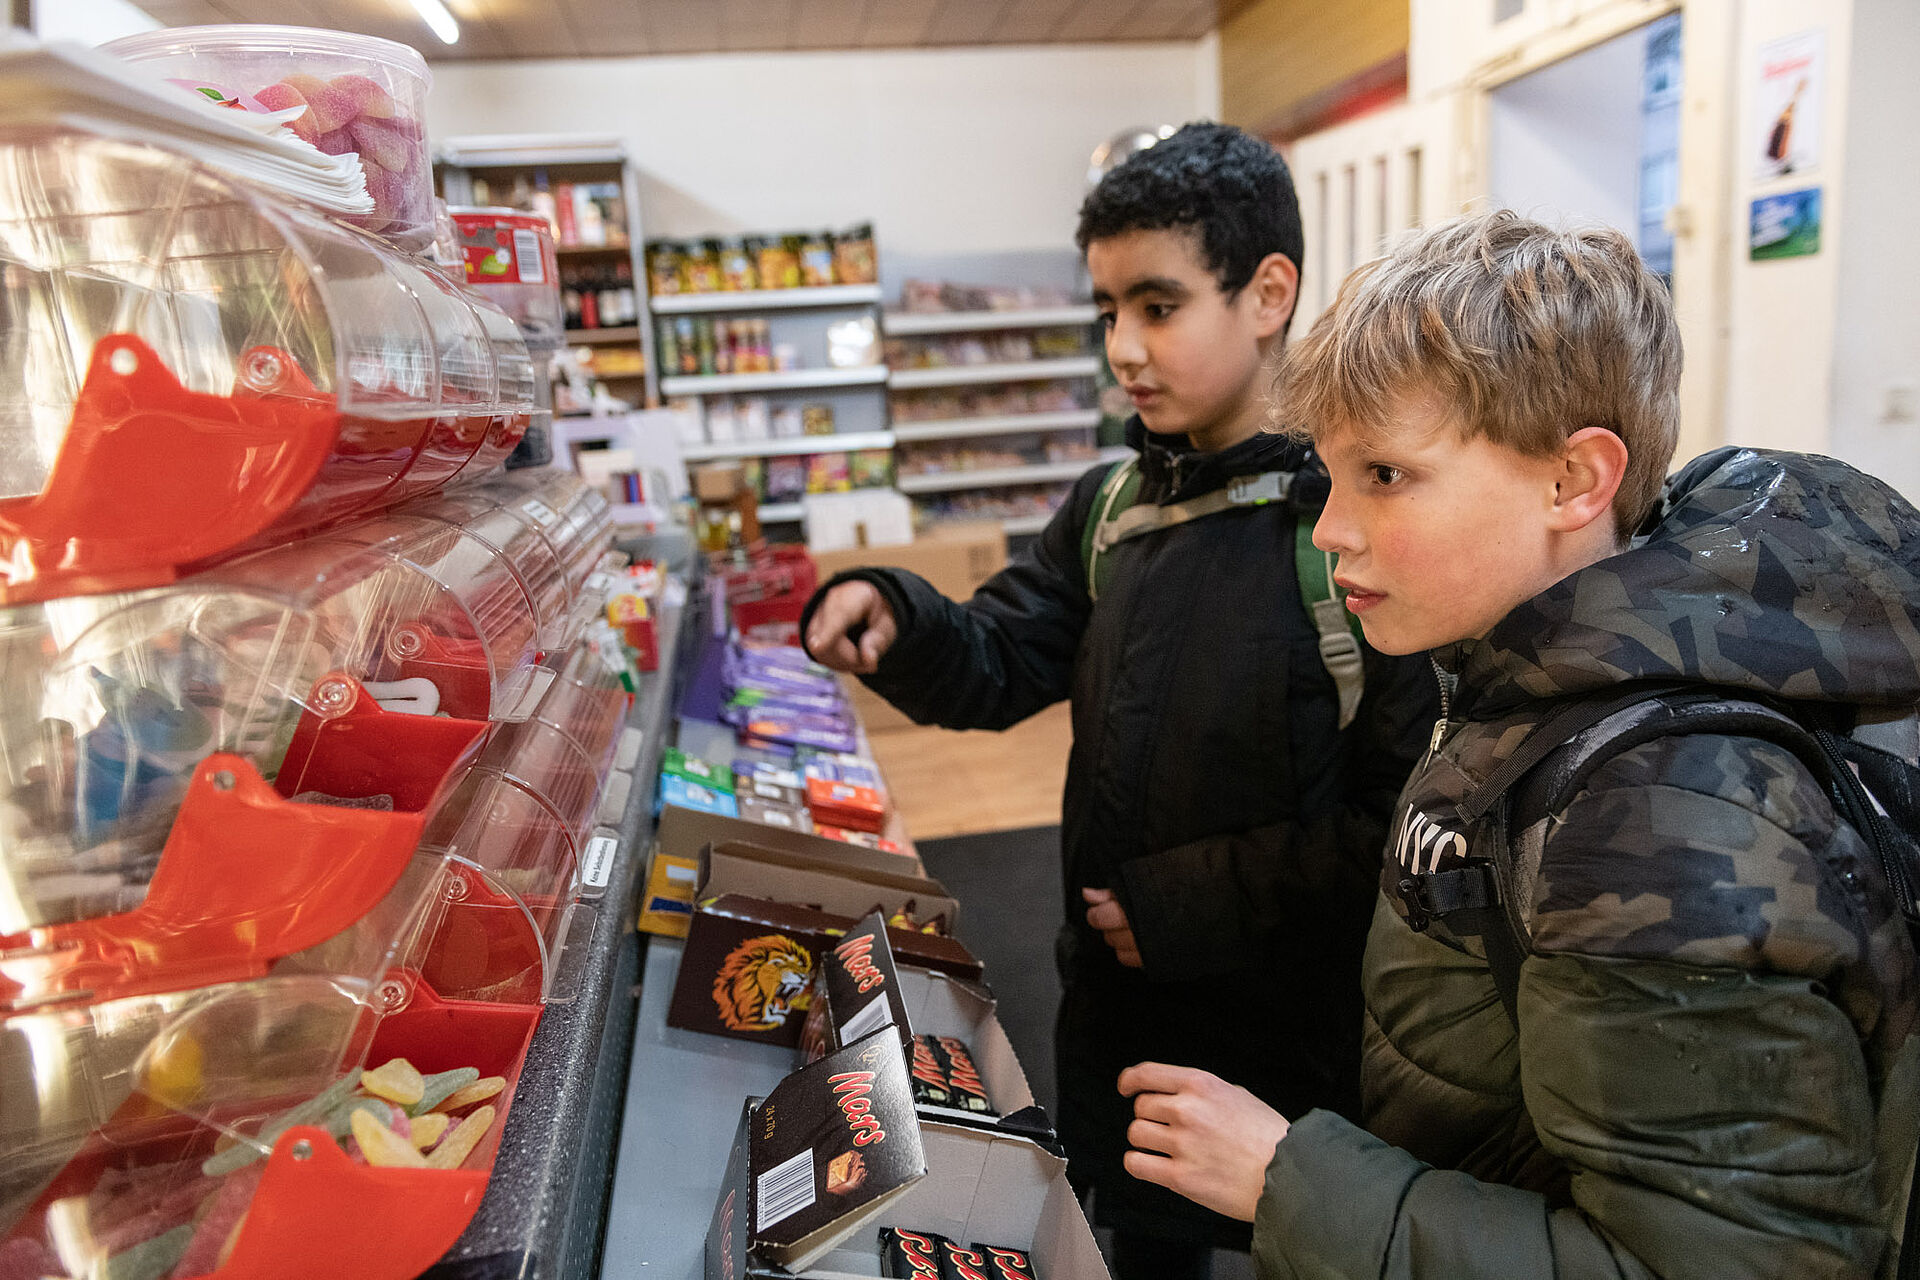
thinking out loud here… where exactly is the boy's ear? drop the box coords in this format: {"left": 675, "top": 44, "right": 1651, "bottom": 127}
{"left": 1551, "top": 427, "right": 1630, "bottom": 536}
{"left": 1247, "top": 252, "right": 1299, "bottom": 340}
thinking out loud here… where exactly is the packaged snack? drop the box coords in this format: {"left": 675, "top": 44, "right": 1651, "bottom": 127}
{"left": 660, "top": 773, "right": 739, "bottom": 817}
{"left": 772, "top": 404, "right": 806, "bottom": 438}
{"left": 880, "top": 1227, "right": 954, "bottom": 1279}
{"left": 682, "top": 239, "right": 722, "bottom": 293}
{"left": 827, "top": 314, "right": 881, "bottom": 368}
{"left": 802, "top": 403, "right": 836, "bottom": 436}
{"left": 907, "top": 1034, "right": 954, "bottom": 1108}
{"left": 718, "top": 236, "right": 758, "bottom": 292}
{"left": 833, "top": 223, "right": 879, "bottom": 285}
{"left": 645, "top": 240, "right": 684, "bottom": 294}
{"left": 695, "top": 316, "right": 717, "bottom": 374}
{"left": 798, "top": 230, "right": 837, "bottom": 286}
{"left": 978, "top": 1246, "right": 1039, "bottom": 1280}
{"left": 663, "top": 746, "right": 735, "bottom": 792}
{"left": 761, "top": 234, "right": 804, "bottom": 289}
{"left": 930, "top": 1036, "right": 994, "bottom": 1115}
{"left": 765, "top": 456, "right": 809, "bottom": 502}
{"left": 850, "top": 449, "right": 895, "bottom": 488}
{"left": 806, "top": 452, "right": 852, "bottom": 495}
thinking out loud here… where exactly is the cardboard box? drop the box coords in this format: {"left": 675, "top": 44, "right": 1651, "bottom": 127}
{"left": 667, "top": 841, "right": 979, "bottom": 1046}
{"left": 706, "top": 1030, "right": 927, "bottom": 1279}
{"left": 657, "top": 793, "right": 921, "bottom": 877}
{"left": 810, "top": 521, "right": 1007, "bottom": 606}
{"left": 709, "top": 1119, "right": 1109, "bottom": 1280}
{"left": 798, "top": 920, "right": 1045, "bottom": 1138}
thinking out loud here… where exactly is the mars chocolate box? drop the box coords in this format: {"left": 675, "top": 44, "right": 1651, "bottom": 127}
{"left": 710, "top": 1120, "right": 1110, "bottom": 1279}
{"left": 705, "top": 1029, "right": 927, "bottom": 1279}
{"left": 668, "top": 841, "right": 979, "bottom": 1046}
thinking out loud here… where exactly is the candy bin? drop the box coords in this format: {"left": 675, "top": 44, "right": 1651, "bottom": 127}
{"left": 101, "top": 25, "right": 437, "bottom": 252}
{"left": 398, "top": 489, "right": 579, "bottom": 655}
{"left": 0, "top": 127, "right": 536, "bottom": 605}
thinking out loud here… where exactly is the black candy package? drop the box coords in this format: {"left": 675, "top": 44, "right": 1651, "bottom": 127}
{"left": 930, "top": 1035, "right": 994, "bottom": 1115}
{"left": 880, "top": 1226, "right": 954, "bottom": 1278}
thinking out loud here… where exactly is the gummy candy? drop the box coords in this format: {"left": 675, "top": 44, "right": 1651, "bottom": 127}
{"left": 432, "top": 1075, "right": 506, "bottom": 1113}
{"left": 201, "top": 1073, "right": 357, "bottom": 1176}
{"left": 409, "top": 1112, "right": 451, "bottom": 1149}
{"left": 349, "top": 1107, "right": 426, "bottom": 1169}
{"left": 101, "top": 1222, "right": 191, "bottom": 1280}
{"left": 170, "top": 1164, "right": 261, "bottom": 1279}
{"left": 329, "top": 72, "right": 397, "bottom": 120}
{"left": 276, "top": 73, "right": 353, "bottom": 134}
{"left": 360, "top": 1057, "right": 425, "bottom": 1106}
{"left": 425, "top": 1104, "right": 496, "bottom": 1170}
{"left": 410, "top": 1066, "right": 480, "bottom": 1115}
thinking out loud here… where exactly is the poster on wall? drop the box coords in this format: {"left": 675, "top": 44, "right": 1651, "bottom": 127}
{"left": 1750, "top": 187, "right": 1822, "bottom": 261}
{"left": 1753, "top": 29, "right": 1825, "bottom": 180}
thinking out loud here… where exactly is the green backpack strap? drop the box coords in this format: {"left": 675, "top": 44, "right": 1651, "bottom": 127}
{"left": 1293, "top": 520, "right": 1366, "bottom": 729}
{"left": 1079, "top": 457, "right": 1367, "bottom": 727}
{"left": 1081, "top": 457, "right": 1143, "bottom": 603}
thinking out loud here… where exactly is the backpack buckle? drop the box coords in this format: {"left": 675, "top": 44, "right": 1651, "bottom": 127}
{"left": 1228, "top": 472, "right": 1292, "bottom": 506}
{"left": 1397, "top": 863, "right": 1500, "bottom": 933}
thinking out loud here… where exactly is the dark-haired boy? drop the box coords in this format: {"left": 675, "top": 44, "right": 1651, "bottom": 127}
{"left": 1120, "top": 212, "right": 1920, "bottom": 1277}
{"left": 803, "top": 123, "right": 1438, "bottom": 1277}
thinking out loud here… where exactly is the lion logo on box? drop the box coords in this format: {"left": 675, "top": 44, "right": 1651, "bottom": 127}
{"left": 713, "top": 934, "right": 813, "bottom": 1032}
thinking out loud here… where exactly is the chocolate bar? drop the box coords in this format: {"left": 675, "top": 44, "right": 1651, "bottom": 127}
{"left": 940, "top": 1241, "right": 1002, "bottom": 1280}
{"left": 933, "top": 1036, "right": 994, "bottom": 1115}
{"left": 978, "top": 1245, "right": 1039, "bottom": 1280}
{"left": 880, "top": 1226, "right": 953, "bottom": 1278}
{"left": 908, "top": 1035, "right": 954, "bottom": 1108}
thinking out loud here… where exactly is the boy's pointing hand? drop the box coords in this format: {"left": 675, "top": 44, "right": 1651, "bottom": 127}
{"left": 1083, "top": 888, "right": 1142, "bottom": 968}
{"left": 805, "top": 581, "right": 898, "bottom": 675}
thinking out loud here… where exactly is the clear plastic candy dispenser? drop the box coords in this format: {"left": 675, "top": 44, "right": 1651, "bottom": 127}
{"left": 0, "top": 127, "right": 535, "bottom": 606}
{"left": 101, "top": 25, "right": 438, "bottom": 252}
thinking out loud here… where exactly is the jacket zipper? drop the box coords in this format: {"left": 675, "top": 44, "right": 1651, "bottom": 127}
{"left": 1425, "top": 656, "right": 1454, "bottom": 761}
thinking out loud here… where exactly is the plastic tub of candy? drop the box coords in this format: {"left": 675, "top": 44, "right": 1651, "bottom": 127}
{"left": 449, "top": 207, "right": 565, "bottom": 350}
{"left": 102, "top": 24, "right": 435, "bottom": 252}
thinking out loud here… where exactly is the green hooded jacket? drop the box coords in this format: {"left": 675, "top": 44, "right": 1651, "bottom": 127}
{"left": 1253, "top": 448, "right": 1920, "bottom": 1279}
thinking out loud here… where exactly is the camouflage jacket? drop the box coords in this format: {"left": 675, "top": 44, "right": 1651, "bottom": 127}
{"left": 1252, "top": 448, "right": 1920, "bottom": 1279}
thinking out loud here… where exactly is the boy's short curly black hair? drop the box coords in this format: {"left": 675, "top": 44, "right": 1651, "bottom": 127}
{"left": 1076, "top": 121, "right": 1304, "bottom": 298}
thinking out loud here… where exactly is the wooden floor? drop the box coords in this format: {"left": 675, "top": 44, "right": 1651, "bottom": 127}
{"left": 867, "top": 701, "right": 1072, "bottom": 839}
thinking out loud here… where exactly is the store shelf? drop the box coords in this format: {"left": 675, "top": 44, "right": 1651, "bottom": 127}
{"left": 1000, "top": 512, "right": 1056, "bottom": 536}
{"left": 680, "top": 430, "right": 895, "bottom": 461}
{"left": 660, "top": 365, "right": 888, "bottom": 397}
{"left": 894, "top": 447, "right": 1129, "bottom": 494}
{"left": 758, "top": 501, "right": 805, "bottom": 522}
{"left": 566, "top": 326, "right": 641, "bottom": 344}
{"left": 888, "top": 409, "right": 1101, "bottom": 443}
{"left": 882, "top": 304, "right": 1099, "bottom": 335}
{"left": 650, "top": 284, "right": 884, "bottom": 314}
{"left": 887, "top": 356, "right": 1103, "bottom": 389}
{"left": 556, "top": 243, "right": 633, "bottom": 256}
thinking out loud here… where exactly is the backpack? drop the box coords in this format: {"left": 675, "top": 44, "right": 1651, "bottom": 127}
{"left": 1077, "top": 455, "right": 1367, "bottom": 728}
{"left": 1395, "top": 681, "right": 1920, "bottom": 1276}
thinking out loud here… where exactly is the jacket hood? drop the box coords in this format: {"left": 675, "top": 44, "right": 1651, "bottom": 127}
{"left": 1125, "top": 415, "right": 1311, "bottom": 502}
{"left": 1449, "top": 447, "right": 1920, "bottom": 719}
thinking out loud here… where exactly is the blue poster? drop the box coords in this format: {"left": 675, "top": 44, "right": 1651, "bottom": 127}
{"left": 1750, "top": 187, "right": 1822, "bottom": 260}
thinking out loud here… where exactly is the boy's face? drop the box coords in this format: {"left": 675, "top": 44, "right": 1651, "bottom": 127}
{"left": 1088, "top": 228, "right": 1284, "bottom": 441}
{"left": 1312, "top": 398, "right": 1571, "bottom": 655}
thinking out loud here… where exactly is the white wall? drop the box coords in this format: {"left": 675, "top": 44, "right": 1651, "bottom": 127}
{"left": 1487, "top": 23, "right": 1644, "bottom": 237}
{"left": 425, "top": 43, "right": 1214, "bottom": 261}
{"left": 1722, "top": 0, "right": 1854, "bottom": 458}
{"left": 1829, "top": 0, "right": 1920, "bottom": 500}
{"left": 32, "top": 0, "right": 158, "bottom": 43}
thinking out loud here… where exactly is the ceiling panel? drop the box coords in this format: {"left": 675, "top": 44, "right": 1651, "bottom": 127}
{"left": 123, "top": 0, "right": 1241, "bottom": 59}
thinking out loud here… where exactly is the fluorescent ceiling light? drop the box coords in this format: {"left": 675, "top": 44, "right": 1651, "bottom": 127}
{"left": 406, "top": 0, "right": 461, "bottom": 44}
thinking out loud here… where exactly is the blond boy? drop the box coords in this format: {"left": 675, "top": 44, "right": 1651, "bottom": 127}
{"left": 1117, "top": 210, "right": 1920, "bottom": 1278}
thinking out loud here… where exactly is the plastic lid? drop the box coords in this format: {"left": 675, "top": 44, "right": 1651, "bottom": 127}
{"left": 102, "top": 23, "right": 431, "bottom": 87}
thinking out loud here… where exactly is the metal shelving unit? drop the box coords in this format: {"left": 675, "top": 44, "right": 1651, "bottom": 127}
{"left": 678, "top": 430, "right": 896, "bottom": 462}
{"left": 651, "top": 283, "right": 883, "bottom": 314}
{"left": 658, "top": 365, "right": 887, "bottom": 397}
{"left": 894, "top": 446, "right": 1130, "bottom": 494}
{"left": 880, "top": 303, "right": 1100, "bottom": 335}
{"left": 889, "top": 409, "right": 1101, "bottom": 444}
{"left": 886, "top": 355, "right": 1102, "bottom": 390}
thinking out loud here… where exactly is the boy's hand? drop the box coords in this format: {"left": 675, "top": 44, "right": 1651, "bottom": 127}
{"left": 1083, "top": 888, "right": 1142, "bottom": 968}
{"left": 1117, "top": 1063, "right": 1291, "bottom": 1223}
{"left": 805, "top": 581, "right": 898, "bottom": 674}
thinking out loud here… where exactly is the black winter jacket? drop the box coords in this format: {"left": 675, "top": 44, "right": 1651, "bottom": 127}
{"left": 801, "top": 420, "right": 1437, "bottom": 1243}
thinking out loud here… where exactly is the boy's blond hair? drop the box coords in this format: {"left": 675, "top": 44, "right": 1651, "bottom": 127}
{"left": 1275, "top": 210, "right": 1681, "bottom": 541}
